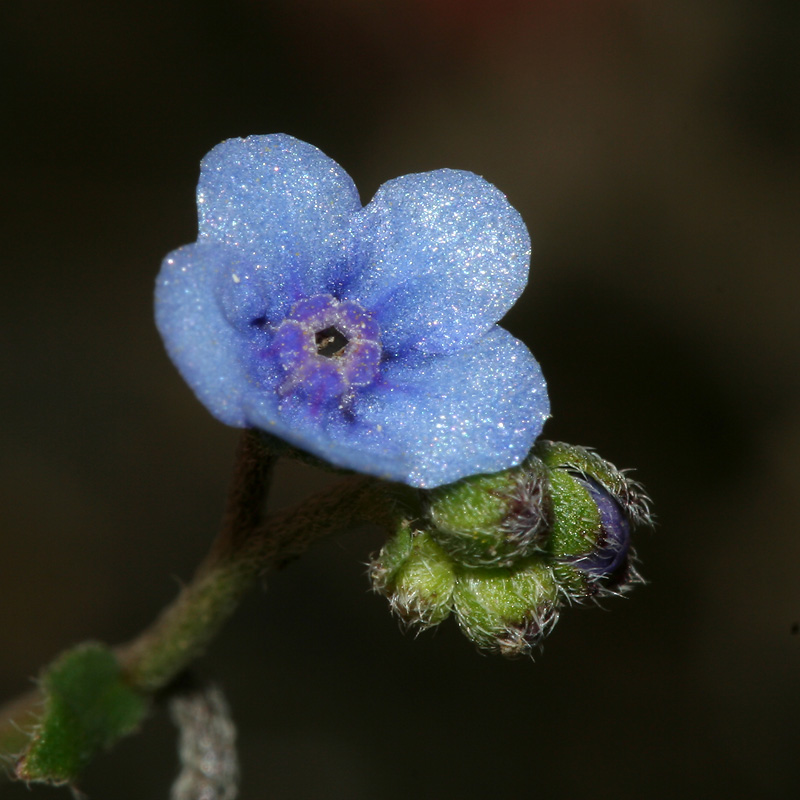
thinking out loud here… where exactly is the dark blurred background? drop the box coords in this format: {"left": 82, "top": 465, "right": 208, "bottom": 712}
{"left": 2, "top": 1, "right": 799, "bottom": 797}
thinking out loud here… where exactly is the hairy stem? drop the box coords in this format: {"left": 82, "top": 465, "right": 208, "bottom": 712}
{"left": 0, "top": 431, "right": 397, "bottom": 767}
{"left": 117, "top": 429, "right": 275, "bottom": 693}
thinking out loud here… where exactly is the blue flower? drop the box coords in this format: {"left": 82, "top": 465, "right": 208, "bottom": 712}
{"left": 155, "top": 134, "right": 549, "bottom": 487}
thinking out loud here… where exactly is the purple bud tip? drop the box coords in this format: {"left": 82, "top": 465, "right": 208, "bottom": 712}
{"left": 572, "top": 475, "right": 631, "bottom": 578}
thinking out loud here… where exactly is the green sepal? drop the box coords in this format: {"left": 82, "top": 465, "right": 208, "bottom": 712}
{"left": 536, "top": 441, "right": 625, "bottom": 490}
{"left": 427, "top": 469, "right": 518, "bottom": 538}
{"left": 551, "top": 561, "right": 592, "bottom": 598}
{"left": 535, "top": 440, "right": 650, "bottom": 526}
{"left": 452, "top": 558, "right": 559, "bottom": 657}
{"left": 369, "top": 523, "right": 415, "bottom": 592}
{"left": 543, "top": 468, "right": 601, "bottom": 560}
{"left": 370, "top": 528, "right": 456, "bottom": 629}
{"left": 16, "top": 643, "right": 148, "bottom": 785}
{"left": 425, "top": 454, "right": 550, "bottom": 568}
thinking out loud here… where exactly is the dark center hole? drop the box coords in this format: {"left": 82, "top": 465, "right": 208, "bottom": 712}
{"left": 315, "top": 326, "right": 349, "bottom": 358}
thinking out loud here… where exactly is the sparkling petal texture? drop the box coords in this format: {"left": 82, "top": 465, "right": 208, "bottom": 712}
{"left": 156, "top": 134, "right": 549, "bottom": 488}
{"left": 155, "top": 242, "right": 250, "bottom": 427}
{"left": 198, "top": 134, "right": 361, "bottom": 318}
{"left": 346, "top": 170, "right": 530, "bottom": 356}
{"left": 354, "top": 327, "right": 549, "bottom": 487}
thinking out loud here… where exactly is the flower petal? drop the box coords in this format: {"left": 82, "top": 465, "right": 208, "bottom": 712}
{"left": 198, "top": 134, "right": 361, "bottom": 301}
{"left": 240, "top": 388, "right": 405, "bottom": 481}
{"left": 157, "top": 135, "right": 550, "bottom": 489}
{"left": 155, "top": 242, "right": 251, "bottom": 426}
{"left": 240, "top": 326, "right": 547, "bottom": 487}
{"left": 345, "top": 169, "right": 530, "bottom": 356}
{"left": 355, "top": 326, "right": 549, "bottom": 487}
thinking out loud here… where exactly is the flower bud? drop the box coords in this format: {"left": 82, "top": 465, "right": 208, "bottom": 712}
{"left": 535, "top": 441, "right": 651, "bottom": 597}
{"left": 369, "top": 527, "right": 456, "bottom": 629}
{"left": 424, "top": 455, "right": 550, "bottom": 568}
{"left": 452, "top": 558, "right": 559, "bottom": 657}
{"left": 371, "top": 440, "right": 651, "bottom": 657}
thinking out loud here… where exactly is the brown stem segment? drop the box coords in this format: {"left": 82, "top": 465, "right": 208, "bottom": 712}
{"left": 0, "top": 431, "right": 397, "bottom": 765}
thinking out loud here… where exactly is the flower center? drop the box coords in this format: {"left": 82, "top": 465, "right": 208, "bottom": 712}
{"left": 271, "top": 294, "right": 382, "bottom": 405}
{"left": 315, "top": 326, "right": 349, "bottom": 358}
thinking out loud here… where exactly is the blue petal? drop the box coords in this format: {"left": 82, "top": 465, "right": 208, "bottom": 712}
{"left": 240, "top": 387, "right": 405, "bottom": 480}
{"left": 197, "top": 135, "right": 361, "bottom": 301}
{"left": 344, "top": 170, "right": 530, "bottom": 356}
{"left": 354, "top": 327, "right": 549, "bottom": 487}
{"left": 155, "top": 242, "right": 252, "bottom": 426}
{"left": 238, "top": 326, "right": 548, "bottom": 488}
{"left": 157, "top": 136, "right": 549, "bottom": 489}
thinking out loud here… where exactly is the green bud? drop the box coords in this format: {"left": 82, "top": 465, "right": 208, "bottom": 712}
{"left": 535, "top": 440, "right": 651, "bottom": 527}
{"left": 425, "top": 454, "right": 550, "bottom": 568}
{"left": 16, "top": 643, "right": 148, "bottom": 785}
{"left": 534, "top": 440, "right": 651, "bottom": 598}
{"left": 369, "top": 527, "right": 456, "bottom": 629}
{"left": 543, "top": 467, "right": 602, "bottom": 559}
{"left": 371, "top": 440, "right": 651, "bottom": 657}
{"left": 452, "top": 558, "right": 559, "bottom": 658}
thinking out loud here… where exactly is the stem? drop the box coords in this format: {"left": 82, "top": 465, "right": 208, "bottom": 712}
{"left": 117, "top": 429, "right": 275, "bottom": 693}
{"left": 0, "top": 431, "right": 397, "bottom": 765}
{"left": 117, "top": 473, "right": 383, "bottom": 694}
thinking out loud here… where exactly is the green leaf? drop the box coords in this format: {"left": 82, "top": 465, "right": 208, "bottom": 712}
{"left": 17, "top": 643, "right": 148, "bottom": 785}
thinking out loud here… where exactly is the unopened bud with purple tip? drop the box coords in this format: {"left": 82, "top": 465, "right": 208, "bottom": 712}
{"left": 371, "top": 440, "right": 651, "bottom": 657}
{"left": 572, "top": 475, "right": 631, "bottom": 577}
{"left": 535, "top": 440, "right": 651, "bottom": 598}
